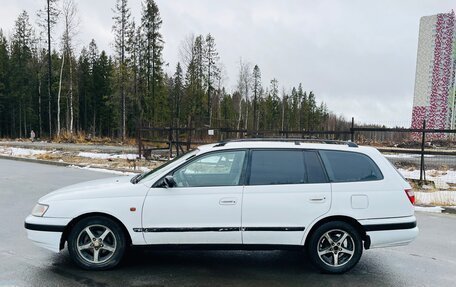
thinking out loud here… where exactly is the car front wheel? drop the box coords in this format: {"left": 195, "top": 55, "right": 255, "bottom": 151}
{"left": 68, "top": 216, "right": 126, "bottom": 270}
{"left": 308, "top": 221, "right": 363, "bottom": 274}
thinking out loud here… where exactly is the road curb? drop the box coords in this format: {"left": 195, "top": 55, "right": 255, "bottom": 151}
{"left": 0, "top": 155, "right": 140, "bottom": 174}
{"left": 442, "top": 207, "right": 456, "bottom": 215}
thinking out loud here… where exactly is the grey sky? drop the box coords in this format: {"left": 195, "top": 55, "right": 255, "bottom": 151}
{"left": 1, "top": 0, "right": 455, "bottom": 125}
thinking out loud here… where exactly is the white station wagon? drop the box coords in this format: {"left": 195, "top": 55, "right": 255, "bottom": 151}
{"left": 25, "top": 139, "right": 418, "bottom": 273}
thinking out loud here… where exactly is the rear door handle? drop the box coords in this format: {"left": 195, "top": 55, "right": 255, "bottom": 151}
{"left": 309, "top": 197, "right": 326, "bottom": 202}
{"left": 219, "top": 198, "right": 237, "bottom": 205}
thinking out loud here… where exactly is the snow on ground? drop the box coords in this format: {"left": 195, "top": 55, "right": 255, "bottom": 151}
{"left": 414, "top": 206, "right": 444, "bottom": 213}
{"left": 67, "top": 165, "right": 136, "bottom": 176}
{"left": 0, "top": 146, "right": 48, "bottom": 158}
{"left": 398, "top": 168, "right": 456, "bottom": 184}
{"left": 384, "top": 154, "right": 435, "bottom": 158}
{"left": 77, "top": 152, "right": 138, "bottom": 160}
{"left": 415, "top": 190, "right": 456, "bottom": 206}
{"left": 138, "top": 166, "right": 151, "bottom": 172}
{"left": 398, "top": 168, "right": 456, "bottom": 204}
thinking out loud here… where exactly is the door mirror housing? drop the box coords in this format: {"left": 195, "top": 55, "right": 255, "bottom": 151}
{"left": 164, "top": 175, "right": 177, "bottom": 188}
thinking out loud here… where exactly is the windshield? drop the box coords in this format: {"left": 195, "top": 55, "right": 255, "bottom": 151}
{"left": 131, "top": 149, "right": 199, "bottom": 184}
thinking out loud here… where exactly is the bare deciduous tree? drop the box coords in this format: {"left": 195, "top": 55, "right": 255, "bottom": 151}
{"left": 61, "top": 0, "right": 79, "bottom": 135}
{"left": 236, "top": 59, "right": 251, "bottom": 132}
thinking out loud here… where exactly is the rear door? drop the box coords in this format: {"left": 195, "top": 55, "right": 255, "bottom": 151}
{"left": 241, "top": 149, "right": 331, "bottom": 245}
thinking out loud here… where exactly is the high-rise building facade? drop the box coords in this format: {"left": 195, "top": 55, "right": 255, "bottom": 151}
{"left": 411, "top": 11, "right": 456, "bottom": 138}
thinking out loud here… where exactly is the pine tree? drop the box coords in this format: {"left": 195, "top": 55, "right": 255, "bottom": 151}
{"left": 0, "top": 30, "right": 9, "bottom": 137}
{"left": 204, "top": 33, "right": 219, "bottom": 126}
{"left": 96, "top": 52, "right": 115, "bottom": 135}
{"left": 252, "top": 65, "right": 261, "bottom": 130}
{"left": 112, "top": 0, "right": 132, "bottom": 140}
{"left": 173, "top": 62, "right": 184, "bottom": 126}
{"left": 37, "top": 0, "right": 60, "bottom": 137}
{"left": 270, "top": 78, "right": 280, "bottom": 130}
{"left": 77, "top": 47, "right": 90, "bottom": 132}
{"left": 141, "top": 0, "right": 164, "bottom": 125}
{"left": 87, "top": 39, "right": 99, "bottom": 134}
{"left": 10, "top": 11, "right": 35, "bottom": 138}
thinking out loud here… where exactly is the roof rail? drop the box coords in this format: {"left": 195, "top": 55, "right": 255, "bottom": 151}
{"left": 213, "top": 138, "right": 358, "bottom": 148}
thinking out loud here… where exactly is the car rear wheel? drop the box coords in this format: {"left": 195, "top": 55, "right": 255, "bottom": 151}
{"left": 308, "top": 221, "right": 363, "bottom": 274}
{"left": 68, "top": 216, "right": 126, "bottom": 270}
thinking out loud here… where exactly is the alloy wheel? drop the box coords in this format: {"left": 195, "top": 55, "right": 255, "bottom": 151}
{"left": 317, "top": 229, "right": 355, "bottom": 267}
{"left": 76, "top": 224, "right": 117, "bottom": 264}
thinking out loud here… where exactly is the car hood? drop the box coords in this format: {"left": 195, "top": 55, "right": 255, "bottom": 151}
{"left": 39, "top": 175, "right": 140, "bottom": 203}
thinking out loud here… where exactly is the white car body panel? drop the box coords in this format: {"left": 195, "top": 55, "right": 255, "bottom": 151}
{"left": 24, "top": 141, "right": 418, "bottom": 256}
{"left": 242, "top": 183, "right": 331, "bottom": 245}
{"left": 29, "top": 176, "right": 150, "bottom": 247}
{"left": 143, "top": 186, "right": 243, "bottom": 244}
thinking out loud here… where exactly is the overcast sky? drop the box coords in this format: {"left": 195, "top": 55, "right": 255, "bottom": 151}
{"left": 1, "top": 0, "right": 455, "bottom": 126}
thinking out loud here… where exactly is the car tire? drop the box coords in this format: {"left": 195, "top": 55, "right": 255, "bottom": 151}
{"left": 307, "top": 221, "right": 363, "bottom": 274}
{"left": 67, "top": 216, "right": 126, "bottom": 270}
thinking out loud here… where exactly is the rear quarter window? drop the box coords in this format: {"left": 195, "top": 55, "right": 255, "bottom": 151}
{"left": 319, "top": 150, "right": 383, "bottom": 182}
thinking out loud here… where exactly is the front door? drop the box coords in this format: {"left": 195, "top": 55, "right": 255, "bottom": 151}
{"left": 242, "top": 149, "right": 331, "bottom": 245}
{"left": 142, "top": 150, "right": 247, "bottom": 244}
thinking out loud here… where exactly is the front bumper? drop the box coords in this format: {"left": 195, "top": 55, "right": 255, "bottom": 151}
{"left": 24, "top": 215, "right": 71, "bottom": 253}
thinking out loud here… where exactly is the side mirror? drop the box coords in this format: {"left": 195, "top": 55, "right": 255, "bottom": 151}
{"left": 164, "top": 175, "right": 177, "bottom": 188}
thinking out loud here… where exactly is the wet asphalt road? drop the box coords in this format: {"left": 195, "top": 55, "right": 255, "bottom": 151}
{"left": 1, "top": 159, "right": 455, "bottom": 287}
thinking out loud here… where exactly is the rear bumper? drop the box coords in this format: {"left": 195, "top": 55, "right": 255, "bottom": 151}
{"left": 360, "top": 215, "right": 418, "bottom": 249}
{"left": 24, "top": 215, "right": 71, "bottom": 253}
{"left": 366, "top": 227, "right": 419, "bottom": 248}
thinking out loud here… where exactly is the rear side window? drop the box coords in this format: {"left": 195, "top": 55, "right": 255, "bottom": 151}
{"left": 319, "top": 150, "right": 383, "bottom": 182}
{"left": 249, "top": 150, "right": 305, "bottom": 185}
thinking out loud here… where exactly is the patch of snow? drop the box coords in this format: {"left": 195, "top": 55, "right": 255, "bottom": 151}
{"left": 414, "top": 206, "right": 443, "bottom": 213}
{"left": 0, "top": 146, "right": 48, "bottom": 158}
{"left": 434, "top": 179, "right": 450, "bottom": 190}
{"left": 398, "top": 168, "right": 456, "bottom": 184}
{"left": 77, "top": 152, "right": 138, "bottom": 160}
{"left": 415, "top": 190, "right": 456, "bottom": 205}
{"left": 138, "top": 166, "right": 151, "bottom": 172}
{"left": 67, "top": 165, "right": 136, "bottom": 176}
{"left": 384, "top": 154, "right": 435, "bottom": 159}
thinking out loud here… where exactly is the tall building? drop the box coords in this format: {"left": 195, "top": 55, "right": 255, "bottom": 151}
{"left": 411, "top": 11, "right": 456, "bottom": 138}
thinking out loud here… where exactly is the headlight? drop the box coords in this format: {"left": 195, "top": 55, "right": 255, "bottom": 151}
{"left": 31, "top": 203, "right": 49, "bottom": 217}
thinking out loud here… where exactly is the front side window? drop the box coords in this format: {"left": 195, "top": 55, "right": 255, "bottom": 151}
{"left": 319, "top": 150, "right": 383, "bottom": 182}
{"left": 173, "top": 150, "right": 246, "bottom": 187}
{"left": 249, "top": 150, "right": 306, "bottom": 185}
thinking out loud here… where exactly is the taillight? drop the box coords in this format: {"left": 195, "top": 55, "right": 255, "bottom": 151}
{"left": 405, "top": 188, "right": 415, "bottom": 205}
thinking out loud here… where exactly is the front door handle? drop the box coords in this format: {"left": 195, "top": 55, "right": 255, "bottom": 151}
{"left": 219, "top": 198, "right": 237, "bottom": 205}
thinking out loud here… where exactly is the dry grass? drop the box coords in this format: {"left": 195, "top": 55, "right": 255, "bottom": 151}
{"left": 52, "top": 131, "right": 136, "bottom": 146}
{"left": 35, "top": 152, "right": 161, "bottom": 171}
